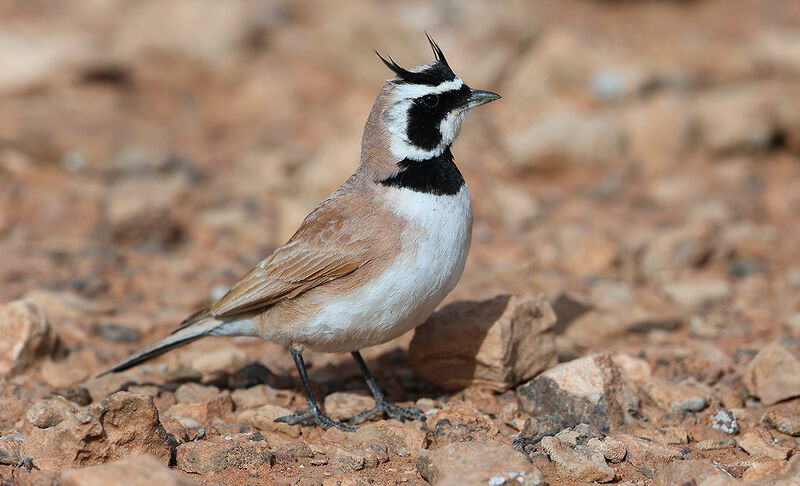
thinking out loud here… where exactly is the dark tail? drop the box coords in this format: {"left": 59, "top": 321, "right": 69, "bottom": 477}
{"left": 98, "top": 316, "right": 219, "bottom": 377}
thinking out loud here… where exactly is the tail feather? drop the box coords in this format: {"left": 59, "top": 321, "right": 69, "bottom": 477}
{"left": 98, "top": 318, "right": 219, "bottom": 377}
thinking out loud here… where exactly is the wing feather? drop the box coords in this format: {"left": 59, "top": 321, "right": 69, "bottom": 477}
{"left": 209, "top": 193, "right": 377, "bottom": 319}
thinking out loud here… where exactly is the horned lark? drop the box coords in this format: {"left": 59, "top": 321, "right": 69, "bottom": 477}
{"left": 102, "top": 35, "right": 501, "bottom": 431}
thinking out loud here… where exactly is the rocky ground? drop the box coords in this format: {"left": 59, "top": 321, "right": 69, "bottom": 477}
{"left": 2, "top": 0, "right": 800, "bottom": 484}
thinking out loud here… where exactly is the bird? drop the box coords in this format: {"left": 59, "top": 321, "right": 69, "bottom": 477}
{"left": 100, "top": 34, "right": 501, "bottom": 432}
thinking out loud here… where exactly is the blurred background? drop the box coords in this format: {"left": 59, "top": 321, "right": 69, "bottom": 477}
{"left": 1, "top": 0, "right": 799, "bottom": 367}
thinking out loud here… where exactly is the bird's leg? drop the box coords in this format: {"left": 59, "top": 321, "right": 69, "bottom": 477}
{"left": 274, "top": 345, "right": 356, "bottom": 432}
{"left": 347, "top": 351, "right": 426, "bottom": 425}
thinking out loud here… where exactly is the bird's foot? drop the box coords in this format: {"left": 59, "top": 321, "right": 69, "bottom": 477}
{"left": 348, "top": 399, "right": 426, "bottom": 425}
{"left": 17, "top": 457, "right": 36, "bottom": 472}
{"left": 275, "top": 407, "right": 356, "bottom": 432}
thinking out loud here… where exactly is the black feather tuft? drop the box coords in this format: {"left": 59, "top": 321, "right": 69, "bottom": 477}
{"left": 374, "top": 35, "right": 457, "bottom": 86}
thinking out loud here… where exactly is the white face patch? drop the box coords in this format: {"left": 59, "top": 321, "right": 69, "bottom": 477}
{"left": 383, "top": 77, "right": 468, "bottom": 161}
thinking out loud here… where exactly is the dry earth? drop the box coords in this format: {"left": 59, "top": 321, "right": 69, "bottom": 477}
{"left": 1, "top": 0, "right": 800, "bottom": 485}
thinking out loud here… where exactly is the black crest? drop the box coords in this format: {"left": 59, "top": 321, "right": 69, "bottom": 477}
{"left": 375, "top": 33, "right": 457, "bottom": 86}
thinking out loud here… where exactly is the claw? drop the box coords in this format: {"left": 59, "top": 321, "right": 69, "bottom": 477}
{"left": 347, "top": 399, "right": 427, "bottom": 425}
{"left": 275, "top": 408, "right": 357, "bottom": 432}
{"left": 16, "top": 457, "right": 36, "bottom": 473}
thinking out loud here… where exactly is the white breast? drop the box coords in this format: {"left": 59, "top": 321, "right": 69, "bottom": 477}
{"left": 296, "top": 185, "right": 472, "bottom": 352}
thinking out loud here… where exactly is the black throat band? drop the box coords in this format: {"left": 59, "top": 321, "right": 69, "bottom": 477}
{"left": 377, "top": 147, "right": 465, "bottom": 196}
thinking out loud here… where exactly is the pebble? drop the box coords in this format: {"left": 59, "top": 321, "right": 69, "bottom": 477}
{"left": 323, "top": 392, "right": 375, "bottom": 422}
{"left": 744, "top": 341, "right": 800, "bottom": 405}
{"left": 176, "top": 433, "right": 275, "bottom": 474}
{"left": 761, "top": 408, "right": 800, "bottom": 436}
{"left": 0, "top": 299, "right": 55, "bottom": 377}
{"left": 541, "top": 436, "right": 615, "bottom": 483}
{"left": 417, "top": 440, "right": 544, "bottom": 485}
{"left": 236, "top": 404, "right": 302, "bottom": 438}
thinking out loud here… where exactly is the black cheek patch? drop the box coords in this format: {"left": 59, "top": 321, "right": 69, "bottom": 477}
{"left": 405, "top": 85, "right": 472, "bottom": 151}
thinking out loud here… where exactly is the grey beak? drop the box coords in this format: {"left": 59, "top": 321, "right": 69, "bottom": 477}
{"left": 465, "top": 88, "right": 501, "bottom": 110}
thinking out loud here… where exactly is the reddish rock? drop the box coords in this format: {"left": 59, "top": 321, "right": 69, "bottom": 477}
{"left": 348, "top": 419, "right": 427, "bottom": 457}
{"left": 60, "top": 454, "right": 195, "bottom": 486}
{"left": 417, "top": 440, "right": 543, "bottom": 485}
{"left": 176, "top": 433, "right": 274, "bottom": 474}
{"left": 323, "top": 392, "right": 375, "bottom": 422}
{"left": 762, "top": 407, "right": 800, "bottom": 436}
{"left": 409, "top": 294, "right": 557, "bottom": 391}
{"left": 652, "top": 459, "right": 729, "bottom": 486}
{"left": 236, "top": 404, "right": 301, "bottom": 438}
{"left": 0, "top": 431, "right": 24, "bottom": 465}
{"left": 174, "top": 383, "right": 220, "bottom": 404}
{"left": 165, "top": 390, "right": 233, "bottom": 424}
{"left": 737, "top": 427, "right": 791, "bottom": 460}
{"left": 0, "top": 299, "right": 56, "bottom": 377}
{"left": 744, "top": 341, "right": 800, "bottom": 405}
{"left": 541, "top": 436, "right": 615, "bottom": 483}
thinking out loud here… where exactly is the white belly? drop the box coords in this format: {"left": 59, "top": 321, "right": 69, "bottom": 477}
{"left": 295, "top": 185, "right": 472, "bottom": 352}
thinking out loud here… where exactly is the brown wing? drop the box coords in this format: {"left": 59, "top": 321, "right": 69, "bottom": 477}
{"left": 209, "top": 191, "right": 379, "bottom": 319}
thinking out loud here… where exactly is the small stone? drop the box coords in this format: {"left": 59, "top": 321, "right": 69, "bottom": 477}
{"left": 177, "top": 416, "right": 205, "bottom": 441}
{"left": 671, "top": 397, "right": 708, "bottom": 413}
{"left": 92, "top": 323, "right": 141, "bottom": 343}
{"left": 0, "top": 299, "right": 55, "bottom": 377}
{"left": 737, "top": 428, "right": 791, "bottom": 460}
{"left": 231, "top": 384, "right": 279, "bottom": 410}
{"left": 742, "top": 457, "right": 791, "bottom": 481}
{"left": 0, "top": 431, "right": 24, "bottom": 465}
{"left": 696, "top": 437, "right": 737, "bottom": 450}
{"left": 428, "top": 400, "right": 499, "bottom": 437}
{"left": 166, "top": 390, "right": 233, "bottom": 424}
{"left": 711, "top": 409, "right": 740, "bottom": 434}
{"left": 236, "top": 404, "right": 301, "bottom": 438}
{"left": 323, "top": 392, "right": 375, "bottom": 421}
{"left": 410, "top": 294, "right": 557, "bottom": 391}
{"left": 586, "top": 436, "right": 627, "bottom": 463}
{"left": 52, "top": 386, "right": 92, "bottom": 406}
{"left": 174, "top": 382, "right": 220, "bottom": 403}
{"left": 349, "top": 419, "right": 427, "bottom": 457}
{"left": 41, "top": 356, "right": 90, "bottom": 388}
{"left": 518, "top": 353, "right": 638, "bottom": 432}
{"left": 662, "top": 279, "right": 731, "bottom": 307}
{"left": 190, "top": 345, "right": 247, "bottom": 374}
{"left": 330, "top": 446, "right": 378, "bottom": 471}
{"left": 652, "top": 459, "right": 728, "bottom": 486}
{"left": 60, "top": 454, "right": 195, "bottom": 486}
{"left": 417, "top": 440, "right": 543, "bottom": 485}
{"left": 176, "top": 433, "right": 275, "bottom": 474}
{"left": 541, "top": 436, "right": 615, "bottom": 483}
{"left": 762, "top": 408, "right": 800, "bottom": 436}
{"left": 26, "top": 397, "right": 75, "bottom": 429}
{"left": 744, "top": 341, "right": 800, "bottom": 405}
{"left": 615, "top": 434, "right": 682, "bottom": 466}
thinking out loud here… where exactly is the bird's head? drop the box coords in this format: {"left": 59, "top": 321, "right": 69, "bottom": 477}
{"left": 370, "top": 35, "right": 501, "bottom": 163}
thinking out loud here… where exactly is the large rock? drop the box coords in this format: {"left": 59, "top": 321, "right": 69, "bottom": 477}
{"left": 416, "top": 440, "right": 544, "bottom": 485}
{"left": 517, "top": 353, "right": 638, "bottom": 432}
{"left": 744, "top": 341, "right": 800, "bottom": 405}
{"left": 90, "top": 392, "right": 172, "bottom": 463}
{"left": 21, "top": 392, "right": 172, "bottom": 469}
{"left": 409, "top": 294, "right": 557, "bottom": 391}
{"left": 60, "top": 454, "right": 194, "bottom": 486}
{"left": 0, "top": 299, "right": 56, "bottom": 377}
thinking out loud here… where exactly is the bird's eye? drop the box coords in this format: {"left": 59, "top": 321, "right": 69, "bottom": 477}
{"left": 421, "top": 94, "right": 439, "bottom": 108}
